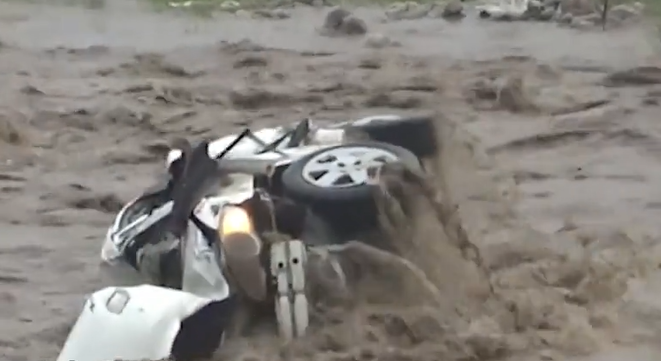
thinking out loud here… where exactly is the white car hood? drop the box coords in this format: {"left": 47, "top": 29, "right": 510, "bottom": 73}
{"left": 56, "top": 285, "right": 215, "bottom": 361}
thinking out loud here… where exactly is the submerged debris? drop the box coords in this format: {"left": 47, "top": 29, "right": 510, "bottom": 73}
{"left": 320, "top": 7, "right": 368, "bottom": 36}
{"left": 603, "top": 66, "right": 661, "bottom": 87}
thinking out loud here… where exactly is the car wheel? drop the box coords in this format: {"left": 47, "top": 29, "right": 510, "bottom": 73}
{"left": 347, "top": 116, "right": 438, "bottom": 158}
{"left": 281, "top": 142, "right": 420, "bottom": 235}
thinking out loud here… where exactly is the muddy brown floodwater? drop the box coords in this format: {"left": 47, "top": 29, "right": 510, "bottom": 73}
{"left": 2, "top": 0, "right": 661, "bottom": 360}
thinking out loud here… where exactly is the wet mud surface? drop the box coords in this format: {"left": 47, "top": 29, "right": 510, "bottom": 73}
{"left": 2, "top": 1, "right": 661, "bottom": 360}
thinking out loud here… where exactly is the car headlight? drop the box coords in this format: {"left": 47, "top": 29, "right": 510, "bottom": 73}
{"left": 217, "top": 206, "right": 266, "bottom": 301}
{"left": 219, "top": 206, "right": 253, "bottom": 236}
{"left": 217, "top": 206, "right": 261, "bottom": 257}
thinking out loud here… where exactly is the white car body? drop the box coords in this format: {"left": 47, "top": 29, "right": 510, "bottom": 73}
{"left": 60, "top": 193, "right": 230, "bottom": 361}
{"left": 57, "top": 115, "right": 403, "bottom": 361}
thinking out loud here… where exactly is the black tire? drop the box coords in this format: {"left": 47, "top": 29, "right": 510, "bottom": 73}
{"left": 347, "top": 116, "right": 438, "bottom": 158}
{"left": 281, "top": 141, "right": 420, "bottom": 204}
{"left": 280, "top": 142, "right": 420, "bottom": 235}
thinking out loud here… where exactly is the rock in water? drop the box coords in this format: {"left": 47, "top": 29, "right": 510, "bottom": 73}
{"left": 537, "top": 7, "right": 556, "bottom": 21}
{"left": 559, "top": 0, "right": 594, "bottom": 16}
{"left": 323, "top": 7, "right": 351, "bottom": 30}
{"left": 558, "top": 12, "right": 573, "bottom": 23}
{"left": 320, "top": 7, "right": 367, "bottom": 36}
{"left": 253, "top": 8, "right": 291, "bottom": 19}
{"left": 385, "top": 1, "right": 430, "bottom": 20}
{"left": 403, "top": 3, "right": 433, "bottom": 19}
{"left": 364, "top": 33, "right": 401, "bottom": 48}
{"left": 234, "top": 9, "right": 252, "bottom": 18}
{"left": 609, "top": 3, "right": 643, "bottom": 22}
{"left": 441, "top": 1, "right": 465, "bottom": 19}
{"left": 340, "top": 16, "right": 368, "bottom": 35}
{"left": 570, "top": 17, "right": 593, "bottom": 29}
{"left": 219, "top": 0, "right": 240, "bottom": 11}
{"left": 385, "top": 2, "right": 411, "bottom": 20}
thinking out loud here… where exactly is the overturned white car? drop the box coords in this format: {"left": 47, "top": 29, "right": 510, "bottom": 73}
{"left": 57, "top": 115, "right": 437, "bottom": 361}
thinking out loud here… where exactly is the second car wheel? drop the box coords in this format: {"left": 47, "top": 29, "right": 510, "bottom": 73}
{"left": 280, "top": 142, "right": 420, "bottom": 235}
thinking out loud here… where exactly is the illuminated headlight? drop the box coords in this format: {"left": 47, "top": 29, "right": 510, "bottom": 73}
{"left": 217, "top": 206, "right": 261, "bottom": 257}
{"left": 216, "top": 206, "right": 266, "bottom": 301}
{"left": 220, "top": 206, "right": 253, "bottom": 235}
